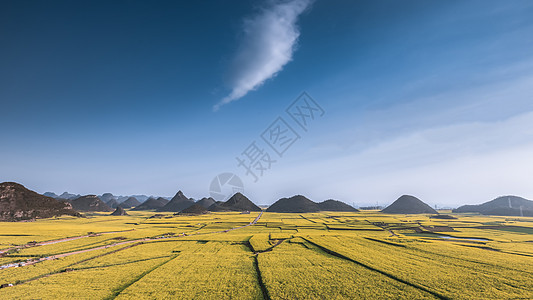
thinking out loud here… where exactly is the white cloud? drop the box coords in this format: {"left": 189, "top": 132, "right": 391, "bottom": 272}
{"left": 214, "top": 0, "right": 312, "bottom": 111}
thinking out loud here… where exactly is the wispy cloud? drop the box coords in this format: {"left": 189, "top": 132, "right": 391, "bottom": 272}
{"left": 214, "top": 0, "right": 312, "bottom": 111}
{"left": 243, "top": 69, "right": 533, "bottom": 206}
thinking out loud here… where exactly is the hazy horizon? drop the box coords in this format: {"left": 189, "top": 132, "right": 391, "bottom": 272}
{"left": 19, "top": 183, "right": 528, "bottom": 209}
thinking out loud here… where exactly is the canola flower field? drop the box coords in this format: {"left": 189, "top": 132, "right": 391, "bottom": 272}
{"left": 0, "top": 210, "right": 532, "bottom": 299}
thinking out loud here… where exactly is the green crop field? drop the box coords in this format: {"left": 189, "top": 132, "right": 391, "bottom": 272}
{"left": 1, "top": 211, "right": 532, "bottom": 299}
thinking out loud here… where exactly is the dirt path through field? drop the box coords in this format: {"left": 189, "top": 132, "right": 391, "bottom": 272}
{"left": 0, "top": 229, "right": 134, "bottom": 255}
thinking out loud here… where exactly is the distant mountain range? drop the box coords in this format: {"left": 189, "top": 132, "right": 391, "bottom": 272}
{"left": 132, "top": 193, "right": 260, "bottom": 213}
{"left": 132, "top": 197, "right": 170, "bottom": 211}
{"left": 100, "top": 193, "right": 115, "bottom": 203}
{"left": 42, "top": 192, "right": 81, "bottom": 200}
{"left": 196, "top": 197, "right": 216, "bottom": 209}
{"left": 43, "top": 192, "right": 59, "bottom": 198}
{"left": 158, "top": 191, "right": 195, "bottom": 212}
{"left": 70, "top": 195, "right": 113, "bottom": 212}
{"left": 44, "top": 191, "right": 157, "bottom": 204}
{"left": 208, "top": 193, "right": 261, "bottom": 212}
{"left": 118, "top": 195, "right": 150, "bottom": 203}
{"left": 119, "top": 197, "right": 141, "bottom": 209}
{"left": 106, "top": 199, "right": 119, "bottom": 209}
{"left": 3, "top": 181, "right": 533, "bottom": 221}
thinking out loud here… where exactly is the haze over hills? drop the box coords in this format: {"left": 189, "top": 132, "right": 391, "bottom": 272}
{"left": 45, "top": 191, "right": 157, "bottom": 204}
{"left": 208, "top": 193, "right": 261, "bottom": 212}
{"left": 120, "top": 197, "right": 141, "bottom": 209}
{"left": 267, "top": 195, "right": 321, "bottom": 213}
{"left": 57, "top": 192, "right": 81, "bottom": 200}
{"left": 381, "top": 195, "right": 438, "bottom": 214}
{"left": 318, "top": 199, "right": 359, "bottom": 212}
{"left": 0, "top": 182, "right": 80, "bottom": 221}
{"left": 110, "top": 206, "right": 128, "bottom": 216}
{"left": 70, "top": 195, "right": 113, "bottom": 212}
{"left": 106, "top": 199, "right": 119, "bottom": 209}
{"left": 5, "top": 181, "right": 533, "bottom": 219}
{"left": 117, "top": 195, "right": 150, "bottom": 203}
{"left": 100, "top": 193, "right": 116, "bottom": 203}
{"left": 180, "top": 203, "right": 208, "bottom": 215}
{"left": 43, "top": 192, "right": 59, "bottom": 198}
{"left": 132, "top": 197, "right": 170, "bottom": 211}
{"left": 266, "top": 196, "right": 359, "bottom": 213}
{"left": 38, "top": 187, "right": 440, "bottom": 212}
{"left": 453, "top": 196, "right": 533, "bottom": 216}
{"left": 158, "top": 191, "right": 195, "bottom": 212}
{"left": 196, "top": 197, "right": 216, "bottom": 209}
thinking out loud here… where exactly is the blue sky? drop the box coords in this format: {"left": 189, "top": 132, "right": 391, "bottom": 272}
{"left": 1, "top": 0, "right": 533, "bottom": 207}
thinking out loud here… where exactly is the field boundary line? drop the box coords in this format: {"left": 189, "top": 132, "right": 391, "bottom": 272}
{"left": 0, "top": 229, "right": 135, "bottom": 255}
{"left": 253, "top": 255, "right": 271, "bottom": 300}
{"left": 302, "top": 237, "right": 450, "bottom": 300}
{"left": 399, "top": 242, "right": 533, "bottom": 275}
{"left": 1, "top": 243, "right": 144, "bottom": 288}
{"left": 364, "top": 237, "right": 405, "bottom": 247}
{"left": 298, "top": 214, "right": 319, "bottom": 224}
{"left": 72, "top": 255, "right": 173, "bottom": 271}
{"left": 66, "top": 242, "right": 144, "bottom": 267}
{"left": 105, "top": 254, "right": 179, "bottom": 299}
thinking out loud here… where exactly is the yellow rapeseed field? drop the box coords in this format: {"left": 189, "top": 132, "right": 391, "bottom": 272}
{"left": 0, "top": 210, "right": 532, "bottom": 299}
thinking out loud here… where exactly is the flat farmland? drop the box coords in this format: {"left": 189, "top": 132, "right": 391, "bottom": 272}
{"left": 1, "top": 211, "right": 532, "bottom": 299}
